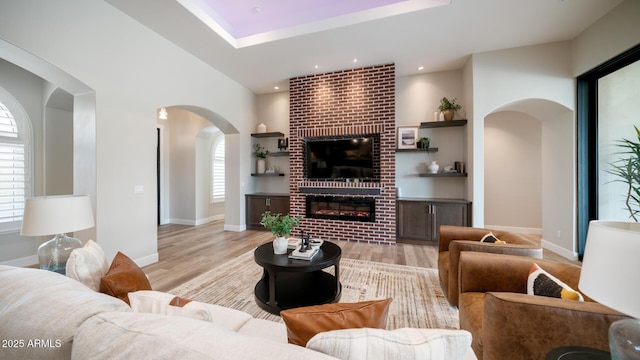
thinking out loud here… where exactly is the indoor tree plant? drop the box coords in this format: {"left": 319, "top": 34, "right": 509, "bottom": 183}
{"left": 438, "top": 97, "right": 462, "bottom": 121}
{"left": 607, "top": 125, "right": 640, "bottom": 221}
{"left": 254, "top": 143, "right": 269, "bottom": 174}
{"left": 260, "top": 211, "right": 302, "bottom": 254}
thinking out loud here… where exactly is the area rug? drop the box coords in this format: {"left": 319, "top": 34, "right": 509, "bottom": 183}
{"left": 169, "top": 250, "right": 458, "bottom": 330}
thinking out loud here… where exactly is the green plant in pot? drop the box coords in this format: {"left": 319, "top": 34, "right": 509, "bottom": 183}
{"left": 417, "top": 137, "right": 430, "bottom": 151}
{"left": 260, "top": 211, "right": 302, "bottom": 254}
{"left": 438, "top": 97, "right": 462, "bottom": 121}
{"left": 607, "top": 125, "right": 640, "bottom": 221}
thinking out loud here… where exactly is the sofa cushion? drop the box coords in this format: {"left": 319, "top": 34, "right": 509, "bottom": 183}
{"left": 306, "top": 328, "right": 473, "bottom": 360}
{"left": 66, "top": 239, "right": 109, "bottom": 291}
{"left": 0, "top": 265, "right": 131, "bottom": 360}
{"left": 100, "top": 252, "right": 152, "bottom": 304}
{"left": 280, "top": 298, "right": 392, "bottom": 346}
{"left": 128, "top": 290, "right": 254, "bottom": 331}
{"left": 72, "top": 311, "right": 337, "bottom": 360}
{"left": 527, "top": 263, "right": 583, "bottom": 301}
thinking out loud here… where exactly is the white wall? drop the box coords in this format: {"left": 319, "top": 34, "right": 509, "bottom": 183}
{"left": 470, "top": 42, "right": 576, "bottom": 257}
{"left": 0, "top": 0, "right": 256, "bottom": 265}
{"left": 395, "top": 70, "right": 467, "bottom": 199}
{"left": 484, "top": 111, "right": 541, "bottom": 231}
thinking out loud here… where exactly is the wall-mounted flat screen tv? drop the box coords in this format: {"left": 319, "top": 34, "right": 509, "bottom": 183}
{"left": 304, "top": 134, "right": 380, "bottom": 182}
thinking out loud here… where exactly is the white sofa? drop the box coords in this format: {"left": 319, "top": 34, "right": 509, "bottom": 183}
{"left": 0, "top": 265, "right": 475, "bottom": 360}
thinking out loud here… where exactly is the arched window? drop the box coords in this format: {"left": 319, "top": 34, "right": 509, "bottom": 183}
{"left": 0, "top": 100, "right": 31, "bottom": 231}
{"left": 211, "top": 136, "right": 225, "bottom": 203}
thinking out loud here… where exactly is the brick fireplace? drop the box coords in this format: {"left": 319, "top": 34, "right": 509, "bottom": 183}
{"left": 289, "top": 63, "right": 396, "bottom": 244}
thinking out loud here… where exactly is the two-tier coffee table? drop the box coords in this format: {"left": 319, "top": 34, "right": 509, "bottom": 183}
{"left": 253, "top": 241, "right": 342, "bottom": 314}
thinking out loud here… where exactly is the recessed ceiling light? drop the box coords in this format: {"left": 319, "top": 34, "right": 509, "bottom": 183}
{"left": 314, "top": 65, "right": 319, "bottom": 69}
{"left": 353, "top": 58, "right": 358, "bottom": 63}
{"left": 418, "top": 66, "right": 424, "bottom": 71}
{"left": 274, "top": 86, "right": 279, "bottom": 90}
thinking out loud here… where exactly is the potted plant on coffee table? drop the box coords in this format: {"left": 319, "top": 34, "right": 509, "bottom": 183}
{"left": 260, "top": 211, "right": 302, "bottom": 254}
{"left": 438, "top": 97, "right": 462, "bottom": 121}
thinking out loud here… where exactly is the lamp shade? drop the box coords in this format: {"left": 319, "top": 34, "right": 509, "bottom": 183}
{"left": 579, "top": 220, "right": 640, "bottom": 319}
{"left": 20, "top": 195, "right": 95, "bottom": 236}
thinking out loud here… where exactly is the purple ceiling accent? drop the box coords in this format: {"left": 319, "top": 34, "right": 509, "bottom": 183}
{"left": 203, "top": 0, "right": 408, "bottom": 38}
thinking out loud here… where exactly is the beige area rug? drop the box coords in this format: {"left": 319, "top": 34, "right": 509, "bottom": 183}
{"left": 169, "top": 250, "right": 458, "bottom": 330}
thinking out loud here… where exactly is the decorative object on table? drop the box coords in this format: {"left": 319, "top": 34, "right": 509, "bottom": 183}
{"left": 417, "top": 137, "right": 430, "bottom": 151}
{"left": 20, "top": 195, "right": 95, "bottom": 275}
{"left": 278, "top": 137, "right": 289, "bottom": 151}
{"left": 427, "top": 161, "right": 439, "bottom": 174}
{"left": 260, "top": 211, "right": 302, "bottom": 254}
{"left": 254, "top": 143, "right": 269, "bottom": 174}
{"left": 455, "top": 161, "right": 465, "bottom": 173}
{"left": 438, "top": 97, "right": 462, "bottom": 121}
{"left": 606, "top": 125, "right": 640, "bottom": 221}
{"left": 579, "top": 220, "right": 640, "bottom": 359}
{"left": 257, "top": 123, "right": 267, "bottom": 133}
{"left": 397, "top": 126, "right": 418, "bottom": 149}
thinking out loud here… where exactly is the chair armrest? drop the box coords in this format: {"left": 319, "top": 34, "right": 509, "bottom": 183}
{"left": 447, "top": 244, "right": 543, "bottom": 306}
{"left": 438, "top": 225, "right": 491, "bottom": 253}
{"left": 458, "top": 252, "right": 535, "bottom": 295}
{"left": 482, "top": 292, "right": 628, "bottom": 360}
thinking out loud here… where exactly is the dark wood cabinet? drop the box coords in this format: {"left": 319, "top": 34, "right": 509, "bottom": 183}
{"left": 246, "top": 194, "right": 290, "bottom": 230}
{"left": 397, "top": 199, "right": 471, "bottom": 243}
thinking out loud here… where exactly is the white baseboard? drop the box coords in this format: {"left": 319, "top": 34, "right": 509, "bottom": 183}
{"left": 169, "top": 218, "right": 196, "bottom": 226}
{"left": 541, "top": 239, "right": 579, "bottom": 261}
{"left": 135, "top": 253, "right": 159, "bottom": 267}
{"left": 0, "top": 254, "right": 38, "bottom": 267}
{"left": 483, "top": 225, "right": 542, "bottom": 235}
{"left": 224, "top": 224, "right": 246, "bottom": 232}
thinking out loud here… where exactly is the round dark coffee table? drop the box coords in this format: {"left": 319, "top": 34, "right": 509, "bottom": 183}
{"left": 253, "top": 241, "right": 342, "bottom": 314}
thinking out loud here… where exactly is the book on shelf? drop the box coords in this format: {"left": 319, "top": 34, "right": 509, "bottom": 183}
{"left": 289, "top": 246, "right": 318, "bottom": 261}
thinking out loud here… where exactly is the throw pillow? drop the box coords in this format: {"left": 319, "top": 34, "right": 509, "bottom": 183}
{"left": 480, "top": 232, "right": 506, "bottom": 244}
{"left": 99, "top": 252, "right": 152, "bottom": 305}
{"left": 307, "top": 328, "right": 473, "bottom": 360}
{"left": 527, "top": 263, "right": 584, "bottom": 301}
{"left": 65, "top": 239, "right": 109, "bottom": 291}
{"left": 280, "top": 298, "right": 392, "bottom": 347}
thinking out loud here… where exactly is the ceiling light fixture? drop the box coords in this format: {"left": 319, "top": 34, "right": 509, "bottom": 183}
{"left": 418, "top": 66, "right": 424, "bottom": 71}
{"left": 274, "top": 86, "right": 279, "bottom": 90}
{"left": 353, "top": 58, "right": 358, "bottom": 63}
{"left": 158, "top": 107, "right": 168, "bottom": 120}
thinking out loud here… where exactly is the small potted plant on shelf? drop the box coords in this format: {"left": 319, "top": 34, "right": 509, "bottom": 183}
{"left": 417, "top": 137, "right": 430, "bottom": 151}
{"left": 260, "top": 211, "right": 302, "bottom": 254}
{"left": 438, "top": 97, "right": 462, "bottom": 121}
{"left": 254, "top": 143, "right": 269, "bottom": 174}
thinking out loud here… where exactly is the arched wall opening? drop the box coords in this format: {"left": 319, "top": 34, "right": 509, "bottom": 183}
{"left": 156, "top": 105, "right": 240, "bottom": 230}
{"left": 483, "top": 98, "right": 576, "bottom": 258}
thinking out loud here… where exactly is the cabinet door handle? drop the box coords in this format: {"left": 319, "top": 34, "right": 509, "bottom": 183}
{"left": 266, "top": 198, "right": 271, "bottom": 207}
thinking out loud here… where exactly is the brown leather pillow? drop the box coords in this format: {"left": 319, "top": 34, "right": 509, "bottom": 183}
{"left": 280, "top": 298, "right": 392, "bottom": 346}
{"left": 99, "top": 252, "right": 152, "bottom": 305}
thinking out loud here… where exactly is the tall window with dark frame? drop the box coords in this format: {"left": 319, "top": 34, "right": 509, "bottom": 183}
{"left": 577, "top": 44, "right": 640, "bottom": 257}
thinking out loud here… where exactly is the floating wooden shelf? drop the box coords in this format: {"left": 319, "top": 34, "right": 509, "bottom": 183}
{"left": 268, "top": 151, "right": 289, "bottom": 157}
{"left": 420, "top": 119, "right": 467, "bottom": 128}
{"left": 419, "top": 172, "right": 467, "bottom": 178}
{"left": 395, "top": 148, "right": 438, "bottom": 153}
{"left": 251, "top": 132, "right": 285, "bottom": 138}
{"left": 251, "top": 173, "right": 285, "bottom": 177}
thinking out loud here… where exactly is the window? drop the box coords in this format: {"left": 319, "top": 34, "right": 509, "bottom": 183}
{"left": 0, "top": 101, "right": 29, "bottom": 231}
{"left": 211, "top": 137, "right": 225, "bottom": 203}
{"left": 577, "top": 44, "right": 640, "bottom": 256}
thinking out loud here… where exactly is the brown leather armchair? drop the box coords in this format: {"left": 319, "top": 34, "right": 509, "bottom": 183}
{"left": 458, "top": 252, "right": 628, "bottom": 360}
{"left": 438, "top": 225, "right": 543, "bottom": 306}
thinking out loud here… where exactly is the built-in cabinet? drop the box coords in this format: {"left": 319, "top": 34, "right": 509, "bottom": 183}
{"left": 397, "top": 198, "right": 471, "bottom": 243}
{"left": 246, "top": 194, "right": 290, "bottom": 230}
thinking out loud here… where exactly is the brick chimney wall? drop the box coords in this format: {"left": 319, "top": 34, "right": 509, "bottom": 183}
{"left": 289, "top": 63, "right": 396, "bottom": 244}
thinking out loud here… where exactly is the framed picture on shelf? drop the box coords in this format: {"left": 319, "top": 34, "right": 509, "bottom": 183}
{"left": 397, "top": 126, "right": 418, "bottom": 149}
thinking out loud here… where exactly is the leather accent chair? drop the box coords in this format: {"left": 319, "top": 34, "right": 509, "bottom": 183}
{"left": 458, "top": 252, "right": 628, "bottom": 360}
{"left": 438, "top": 225, "right": 543, "bottom": 306}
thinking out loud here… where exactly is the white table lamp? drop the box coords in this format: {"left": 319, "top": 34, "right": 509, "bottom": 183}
{"left": 21, "top": 195, "right": 95, "bottom": 275}
{"left": 579, "top": 220, "right": 640, "bottom": 359}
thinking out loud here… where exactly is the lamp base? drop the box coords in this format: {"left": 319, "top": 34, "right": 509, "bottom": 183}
{"left": 610, "top": 318, "right": 640, "bottom": 360}
{"left": 37, "top": 234, "right": 82, "bottom": 275}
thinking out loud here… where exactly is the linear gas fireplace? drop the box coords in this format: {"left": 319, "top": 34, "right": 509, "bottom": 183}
{"left": 306, "top": 196, "right": 375, "bottom": 222}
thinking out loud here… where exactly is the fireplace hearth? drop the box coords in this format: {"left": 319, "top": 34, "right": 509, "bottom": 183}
{"left": 306, "top": 196, "right": 375, "bottom": 222}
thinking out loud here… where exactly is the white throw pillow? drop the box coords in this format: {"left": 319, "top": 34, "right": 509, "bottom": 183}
{"left": 306, "top": 327, "right": 473, "bottom": 360}
{"left": 66, "top": 239, "right": 109, "bottom": 291}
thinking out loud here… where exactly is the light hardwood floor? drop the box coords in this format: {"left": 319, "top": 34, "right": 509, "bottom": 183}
{"left": 143, "top": 220, "right": 577, "bottom": 292}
